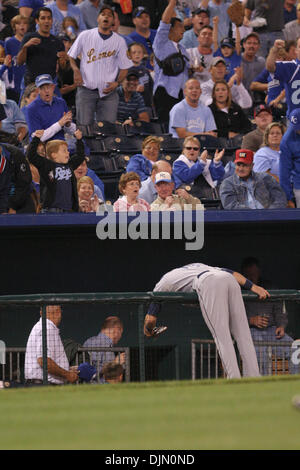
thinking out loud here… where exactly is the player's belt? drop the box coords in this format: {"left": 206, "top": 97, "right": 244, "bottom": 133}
{"left": 197, "top": 270, "right": 209, "bottom": 278}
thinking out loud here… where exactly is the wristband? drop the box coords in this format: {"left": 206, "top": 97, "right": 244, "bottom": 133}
{"left": 148, "top": 302, "right": 161, "bottom": 317}
{"left": 243, "top": 279, "right": 253, "bottom": 290}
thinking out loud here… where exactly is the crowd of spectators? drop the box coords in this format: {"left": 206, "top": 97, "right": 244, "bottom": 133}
{"left": 0, "top": 0, "right": 300, "bottom": 214}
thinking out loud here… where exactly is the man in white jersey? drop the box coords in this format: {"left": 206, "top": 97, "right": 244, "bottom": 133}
{"left": 144, "top": 263, "right": 270, "bottom": 379}
{"left": 68, "top": 4, "right": 132, "bottom": 125}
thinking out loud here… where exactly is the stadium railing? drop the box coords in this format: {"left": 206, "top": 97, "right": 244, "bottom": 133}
{"left": 0, "top": 290, "right": 299, "bottom": 385}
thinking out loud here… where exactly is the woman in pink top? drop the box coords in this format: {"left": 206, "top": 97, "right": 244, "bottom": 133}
{"left": 113, "top": 172, "right": 151, "bottom": 212}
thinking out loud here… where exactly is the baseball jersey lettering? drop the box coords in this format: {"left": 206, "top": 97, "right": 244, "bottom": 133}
{"left": 87, "top": 49, "right": 117, "bottom": 63}
{"left": 68, "top": 28, "right": 132, "bottom": 97}
{"left": 291, "top": 80, "right": 300, "bottom": 105}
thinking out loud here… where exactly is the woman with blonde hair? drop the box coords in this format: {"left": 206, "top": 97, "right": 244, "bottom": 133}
{"left": 77, "top": 176, "right": 103, "bottom": 212}
{"left": 253, "top": 122, "right": 286, "bottom": 182}
{"left": 125, "top": 135, "right": 161, "bottom": 181}
{"left": 172, "top": 136, "right": 225, "bottom": 201}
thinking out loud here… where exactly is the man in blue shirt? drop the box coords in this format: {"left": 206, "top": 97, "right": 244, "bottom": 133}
{"left": 180, "top": 8, "right": 210, "bottom": 50}
{"left": 153, "top": 0, "right": 189, "bottom": 126}
{"left": 26, "top": 74, "right": 75, "bottom": 141}
{"left": 126, "top": 6, "right": 156, "bottom": 69}
{"left": 83, "top": 316, "right": 125, "bottom": 376}
{"left": 169, "top": 78, "right": 217, "bottom": 138}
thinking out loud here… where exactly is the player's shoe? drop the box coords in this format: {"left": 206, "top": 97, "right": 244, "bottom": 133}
{"left": 144, "top": 324, "right": 167, "bottom": 338}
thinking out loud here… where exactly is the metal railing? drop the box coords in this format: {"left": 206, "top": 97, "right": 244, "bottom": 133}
{"left": 1, "top": 291, "right": 300, "bottom": 385}
{"left": 191, "top": 339, "right": 295, "bottom": 379}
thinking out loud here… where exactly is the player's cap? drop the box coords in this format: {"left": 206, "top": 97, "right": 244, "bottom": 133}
{"left": 98, "top": 4, "right": 115, "bottom": 16}
{"left": 220, "top": 37, "right": 235, "bottom": 49}
{"left": 78, "top": 362, "right": 96, "bottom": 382}
{"left": 210, "top": 56, "right": 226, "bottom": 67}
{"left": 127, "top": 68, "right": 139, "bottom": 80}
{"left": 35, "top": 74, "right": 54, "bottom": 88}
{"left": 155, "top": 172, "right": 173, "bottom": 184}
{"left": 234, "top": 149, "right": 254, "bottom": 165}
{"left": 254, "top": 104, "right": 272, "bottom": 118}
{"left": 192, "top": 8, "right": 209, "bottom": 16}
{"left": 132, "top": 6, "right": 150, "bottom": 18}
{"left": 289, "top": 109, "right": 300, "bottom": 130}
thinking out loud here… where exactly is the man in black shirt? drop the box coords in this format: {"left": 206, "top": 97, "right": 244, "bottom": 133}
{"left": 17, "top": 7, "right": 65, "bottom": 86}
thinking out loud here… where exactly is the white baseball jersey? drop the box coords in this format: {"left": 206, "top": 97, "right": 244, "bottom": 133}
{"left": 68, "top": 29, "right": 132, "bottom": 98}
{"left": 153, "top": 263, "right": 260, "bottom": 379}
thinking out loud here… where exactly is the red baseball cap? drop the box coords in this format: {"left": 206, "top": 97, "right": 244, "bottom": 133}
{"left": 254, "top": 104, "right": 272, "bottom": 118}
{"left": 234, "top": 149, "right": 254, "bottom": 165}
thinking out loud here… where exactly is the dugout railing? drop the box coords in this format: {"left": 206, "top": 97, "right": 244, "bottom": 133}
{"left": 0, "top": 290, "right": 299, "bottom": 385}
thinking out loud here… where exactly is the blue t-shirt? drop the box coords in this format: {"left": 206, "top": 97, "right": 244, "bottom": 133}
{"left": 51, "top": 164, "right": 73, "bottom": 210}
{"left": 213, "top": 48, "right": 241, "bottom": 81}
{"left": 4, "top": 37, "right": 26, "bottom": 94}
{"left": 18, "top": 0, "right": 44, "bottom": 16}
{"left": 169, "top": 98, "right": 217, "bottom": 138}
{"left": 274, "top": 59, "right": 300, "bottom": 117}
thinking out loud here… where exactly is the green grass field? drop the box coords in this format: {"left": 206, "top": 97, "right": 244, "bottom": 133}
{"left": 1, "top": 375, "right": 300, "bottom": 450}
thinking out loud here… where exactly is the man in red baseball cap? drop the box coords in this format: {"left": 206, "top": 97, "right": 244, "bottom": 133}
{"left": 219, "top": 148, "right": 287, "bottom": 210}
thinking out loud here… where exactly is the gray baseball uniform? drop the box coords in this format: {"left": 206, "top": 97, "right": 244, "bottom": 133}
{"left": 153, "top": 263, "right": 260, "bottom": 379}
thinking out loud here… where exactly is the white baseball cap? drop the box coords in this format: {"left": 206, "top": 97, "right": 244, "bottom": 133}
{"left": 155, "top": 172, "right": 172, "bottom": 184}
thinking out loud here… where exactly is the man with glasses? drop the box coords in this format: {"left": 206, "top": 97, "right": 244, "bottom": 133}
{"left": 219, "top": 148, "right": 287, "bottom": 209}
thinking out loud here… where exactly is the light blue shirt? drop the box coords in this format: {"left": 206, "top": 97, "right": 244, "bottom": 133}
{"left": 2, "top": 99, "right": 27, "bottom": 134}
{"left": 180, "top": 28, "right": 198, "bottom": 50}
{"left": 253, "top": 147, "right": 280, "bottom": 178}
{"left": 169, "top": 98, "right": 216, "bottom": 138}
{"left": 48, "top": 1, "right": 86, "bottom": 36}
{"left": 139, "top": 176, "right": 157, "bottom": 204}
{"left": 153, "top": 21, "right": 189, "bottom": 99}
{"left": 208, "top": 0, "right": 231, "bottom": 42}
{"left": 78, "top": 0, "right": 102, "bottom": 29}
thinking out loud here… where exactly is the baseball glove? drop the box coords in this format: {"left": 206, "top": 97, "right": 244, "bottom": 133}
{"left": 227, "top": 0, "right": 245, "bottom": 27}
{"left": 144, "top": 325, "right": 168, "bottom": 338}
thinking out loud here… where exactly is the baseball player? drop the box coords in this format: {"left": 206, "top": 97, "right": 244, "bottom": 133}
{"left": 266, "top": 38, "right": 300, "bottom": 118}
{"left": 144, "top": 263, "right": 270, "bottom": 379}
{"left": 67, "top": 5, "right": 132, "bottom": 125}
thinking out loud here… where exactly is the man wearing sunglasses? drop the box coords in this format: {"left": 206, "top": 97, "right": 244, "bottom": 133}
{"left": 220, "top": 148, "right": 287, "bottom": 209}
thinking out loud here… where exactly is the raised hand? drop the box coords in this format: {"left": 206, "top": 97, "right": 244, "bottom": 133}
{"left": 214, "top": 148, "right": 225, "bottom": 162}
